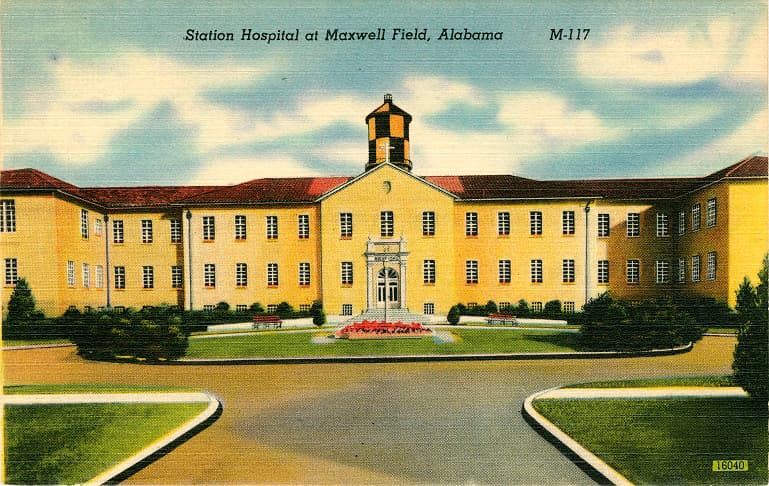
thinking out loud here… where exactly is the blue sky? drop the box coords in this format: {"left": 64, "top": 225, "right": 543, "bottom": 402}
{"left": 2, "top": 1, "right": 766, "bottom": 186}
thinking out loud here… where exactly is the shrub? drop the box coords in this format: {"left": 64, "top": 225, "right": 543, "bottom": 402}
{"left": 250, "top": 302, "right": 265, "bottom": 313}
{"left": 3, "top": 278, "right": 50, "bottom": 339}
{"left": 543, "top": 300, "right": 563, "bottom": 319}
{"left": 447, "top": 305, "right": 460, "bottom": 325}
{"left": 484, "top": 300, "right": 498, "bottom": 314}
{"left": 515, "top": 299, "right": 531, "bottom": 317}
{"left": 311, "top": 301, "right": 326, "bottom": 327}
{"left": 215, "top": 301, "right": 230, "bottom": 312}
{"left": 275, "top": 301, "right": 295, "bottom": 317}
{"left": 733, "top": 256, "right": 769, "bottom": 400}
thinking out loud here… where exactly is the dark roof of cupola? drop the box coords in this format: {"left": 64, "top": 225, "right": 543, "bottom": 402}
{"left": 365, "top": 93, "right": 412, "bottom": 122}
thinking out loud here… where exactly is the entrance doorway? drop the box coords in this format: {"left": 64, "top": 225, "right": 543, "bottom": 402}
{"left": 376, "top": 267, "right": 399, "bottom": 308}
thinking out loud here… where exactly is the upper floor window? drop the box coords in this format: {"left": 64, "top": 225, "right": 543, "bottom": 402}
{"left": 170, "top": 219, "right": 182, "bottom": 243}
{"left": 112, "top": 220, "right": 124, "bottom": 244}
{"left": 95, "top": 265, "right": 104, "bottom": 288}
{"left": 677, "top": 258, "right": 686, "bottom": 284}
{"left": 465, "top": 260, "right": 478, "bottom": 284}
{"left": 597, "top": 260, "right": 609, "bottom": 284}
{"left": 299, "top": 262, "right": 311, "bottom": 286}
{"left": 0, "top": 200, "right": 16, "bottom": 233}
{"left": 5, "top": 258, "right": 18, "bottom": 285}
{"left": 626, "top": 213, "right": 640, "bottom": 237}
{"left": 706, "top": 198, "right": 717, "bottom": 228}
{"left": 692, "top": 204, "right": 701, "bottom": 232}
{"left": 266, "top": 215, "right": 278, "bottom": 240}
{"left": 656, "top": 260, "right": 670, "bottom": 284}
{"left": 707, "top": 251, "right": 717, "bottom": 281}
{"left": 141, "top": 219, "right": 153, "bottom": 243}
{"left": 340, "top": 213, "right": 353, "bottom": 238}
{"left": 298, "top": 214, "right": 310, "bottom": 239}
{"left": 597, "top": 213, "right": 610, "bottom": 237}
{"left": 422, "top": 211, "right": 435, "bottom": 236}
{"left": 81, "top": 209, "right": 89, "bottom": 238}
{"left": 142, "top": 266, "right": 154, "bottom": 289}
{"left": 530, "top": 211, "right": 542, "bottom": 236}
{"left": 341, "top": 262, "right": 353, "bottom": 285}
{"left": 465, "top": 212, "right": 478, "bottom": 237}
{"left": 626, "top": 259, "right": 640, "bottom": 284}
{"left": 236, "top": 263, "right": 248, "bottom": 287}
{"left": 203, "top": 216, "right": 215, "bottom": 241}
{"left": 691, "top": 254, "right": 701, "bottom": 282}
{"left": 267, "top": 263, "right": 279, "bottom": 286}
{"left": 114, "top": 266, "right": 125, "bottom": 289}
{"left": 83, "top": 263, "right": 91, "bottom": 288}
{"left": 531, "top": 259, "right": 543, "bottom": 283}
{"left": 171, "top": 265, "right": 183, "bottom": 289}
{"left": 656, "top": 213, "right": 669, "bottom": 237}
{"left": 94, "top": 218, "right": 103, "bottom": 236}
{"left": 562, "top": 259, "right": 575, "bottom": 283}
{"left": 380, "top": 211, "right": 393, "bottom": 237}
{"left": 423, "top": 259, "right": 436, "bottom": 284}
{"left": 562, "top": 211, "right": 575, "bottom": 235}
{"left": 67, "top": 261, "right": 75, "bottom": 287}
{"left": 204, "top": 263, "right": 216, "bottom": 287}
{"left": 678, "top": 211, "right": 686, "bottom": 235}
{"left": 499, "top": 259, "right": 511, "bottom": 283}
{"left": 498, "top": 212, "right": 510, "bottom": 236}
{"left": 235, "top": 215, "right": 247, "bottom": 240}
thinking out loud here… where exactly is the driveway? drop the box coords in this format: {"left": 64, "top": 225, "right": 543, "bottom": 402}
{"left": 3, "top": 336, "right": 736, "bottom": 484}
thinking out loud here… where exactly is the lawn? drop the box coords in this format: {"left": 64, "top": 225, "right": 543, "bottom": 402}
{"left": 185, "top": 328, "right": 581, "bottom": 358}
{"left": 2, "top": 338, "right": 72, "bottom": 347}
{"left": 533, "top": 397, "right": 768, "bottom": 484}
{"left": 568, "top": 375, "right": 735, "bottom": 388}
{"left": 4, "top": 383, "right": 196, "bottom": 395}
{"left": 4, "top": 402, "right": 208, "bottom": 484}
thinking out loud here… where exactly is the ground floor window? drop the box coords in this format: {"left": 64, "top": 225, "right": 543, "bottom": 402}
{"left": 171, "top": 265, "right": 183, "bottom": 289}
{"left": 691, "top": 255, "right": 701, "bottom": 282}
{"left": 341, "top": 303, "right": 353, "bottom": 316}
{"left": 655, "top": 260, "right": 670, "bottom": 284}
{"left": 707, "top": 251, "right": 717, "bottom": 281}
{"left": 626, "top": 260, "right": 640, "bottom": 284}
{"left": 499, "top": 301, "right": 511, "bottom": 311}
{"left": 114, "top": 266, "right": 125, "bottom": 289}
{"left": 267, "top": 304, "right": 278, "bottom": 313}
{"left": 5, "top": 258, "right": 17, "bottom": 285}
{"left": 423, "top": 302, "right": 435, "bottom": 315}
{"left": 531, "top": 301, "right": 543, "bottom": 313}
{"left": 299, "top": 303, "right": 311, "bottom": 312}
{"left": 597, "top": 260, "right": 609, "bottom": 284}
{"left": 203, "top": 305, "right": 215, "bottom": 312}
{"left": 563, "top": 301, "right": 575, "bottom": 313}
{"left": 236, "top": 304, "right": 248, "bottom": 312}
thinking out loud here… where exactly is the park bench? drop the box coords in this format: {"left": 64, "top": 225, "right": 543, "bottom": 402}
{"left": 253, "top": 315, "right": 282, "bottom": 329}
{"left": 485, "top": 313, "right": 518, "bottom": 325}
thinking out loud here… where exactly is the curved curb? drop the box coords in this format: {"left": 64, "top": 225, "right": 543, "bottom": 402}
{"left": 85, "top": 392, "right": 222, "bottom": 485}
{"left": 171, "top": 341, "right": 693, "bottom": 365}
{"left": 2, "top": 343, "right": 76, "bottom": 351}
{"left": 522, "top": 388, "right": 633, "bottom": 486}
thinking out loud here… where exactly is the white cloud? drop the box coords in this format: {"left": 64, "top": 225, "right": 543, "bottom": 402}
{"left": 721, "top": 24, "right": 768, "bottom": 88}
{"left": 189, "top": 156, "right": 319, "bottom": 185}
{"left": 400, "top": 75, "right": 486, "bottom": 114}
{"left": 311, "top": 141, "right": 366, "bottom": 168}
{"left": 576, "top": 20, "right": 755, "bottom": 86}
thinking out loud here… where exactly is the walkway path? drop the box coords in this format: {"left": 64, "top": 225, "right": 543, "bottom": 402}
{"left": 3, "top": 336, "right": 737, "bottom": 484}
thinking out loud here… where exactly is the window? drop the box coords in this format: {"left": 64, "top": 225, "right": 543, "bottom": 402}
{"left": 692, "top": 204, "right": 701, "bottom": 232}
{"left": 422, "top": 211, "right": 435, "bottom": 236}
{"left": 171, "top": 266, "right": 183, "bottom": 289}
{"left": 597, "top": 213, "right": 610, "bottom": 237}
{"left": 380, "top": 211, "right": 393, "bottom": 237}
{"left": 298, "top": 214, "right": 309, "bottom": 239}
{"left": 204, "top": 263, "right": 216, "bottom": 288}
{"left": 266, "top": 304, "right": 278, "bottom": 313}
{"left": 423, "top": 260, "right": 436, "bottom": 284}
{"left": 95, "top": 265, "right": 103, "bottom": 288}
{"left": 691, "top": 255, "right": 701, "bottom": 282}
{"left": 114, "top": 266, "right": 125, "bottom": 289}
{"left": 707, "top": 198, "right": 717, "bottom": 228}
{"left": 5, "top": 258, "right": 18, "bottom": 285}
{"left": 499, "top": 302, "right": 511, "bottom": 311}
{"left": 626, "top": 260, "right": 640, "bottom": 284}
{"left": 113, "top": 306, "right": 126, "bottom": 313}
{"left": 563, "top": 301, "right": 575, "bottom": 313}
{"left": 531, "top": 302, "right": 543, "bottom": 313}
{"left": 678, "top": 211, "right": 686, "bottom": 235}
{"left": 340, "top": 213, "right": 353, "bottom": 238}
{"left": 143, "top": 266, "right": 154, "bottom": 289}
{"left": 67, "top": 261, "right": 75, "bottom": 287}
{"left": 465, "top": 212, "right": 478, "bottom": 236}
{"left": 598, "top": 260, "right": 609, "bottom": 284}
{"left": 0, "top": 200, "right": 16, "bottom": 233}
{"left": 267, "top": 263, "right": 279, "bottom": 286}
{"left": 423, "top": 303, "right": 435, "bottom": 315}
{"left": 141, "top": 219, "right": 153, "bottom": 243}
{"left": 341, "top": 262, "right": 353, "bottom": 285}
{"left": 83, "top": 263, "right": 90, "bottom": 288}
{"left": 236, "top": 263, "right": 248, "bottom": 287}
{"left": 530, "top": 211, "right": 542, "bottom": 235}
{"left": 656, "top": 260, "right": 670, "bottom": 284}
{"left": 562, "top": 211, "right": 575, "bottom": 235}
{"left": 203, "top": 305, "right": 216, "bottom": 312}
{"left": 531, "top": 259, "right": 543, "bottom": 283}
{"left": 627, "top": 213, "right": 640, "bottom": 237}
{"left": 170, "top": 219, "right": 182, "bottom": 243}
{"left": 299, "top": 262, "right": 310, "bottom": 286}
{"left": 80, "top": 209, "right": 89, "bottom": 238}
{"left": 341, "top": 304, "right": 353, "bottom": 316}
{"left": 707, "top": 251, "right": 717, "bottom": 281}
{"left": 677, "top": 258, "right": 686, "bottom": 284}
{"left": 299, "top": 304, "right": 311, "bottom": 312}
{"left": 498, "top": 260, "right": 511, "bottom": 283}
{"left": 562, "top": 259, "right": 575, "bottom": 283}
{"left": 236, "top": 304, "right": 248, "bottom": 312}
{"left": 266, "top": 215, "right": 278, "bottom": 239}
{"left": 498, "top": 212, "right": 510, "bottom": 236}
{"left": 466, "top": 260, "right": 479, "bottom": 284}
{"left": 656, "top": 213, "right": 669, "bottom": 237}
{"left": 203, "top": 216, "right": 215, "bottom": 241}
{"left": 113, "top": 220, "right": 124, "bottom": 243}
{"left": 235, "top": 215, "right": 247, "bottom": 240}
{"left": 95, "top": 218, "right": 103, "bottom": 236}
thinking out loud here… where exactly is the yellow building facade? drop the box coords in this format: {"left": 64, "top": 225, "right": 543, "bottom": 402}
{"left": 1, "top": 95, "right": 767, "bottom": 318}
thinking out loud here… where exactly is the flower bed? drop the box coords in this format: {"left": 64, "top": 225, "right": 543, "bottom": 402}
{"left": 334, "top": 321, "right": 433, "bottom": 340}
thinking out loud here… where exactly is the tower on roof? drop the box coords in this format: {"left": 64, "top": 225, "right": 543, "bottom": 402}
{"left": 365, "top": 93, "right": 413, "bottom": 172}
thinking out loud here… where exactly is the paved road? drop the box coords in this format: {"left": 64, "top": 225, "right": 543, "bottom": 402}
{"left": 3, "top": 336, "right": 736, "bottom": 484}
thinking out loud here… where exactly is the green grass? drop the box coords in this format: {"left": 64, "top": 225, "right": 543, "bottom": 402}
{"left": 533, "top": 397, "right": 768, "bottom": 484}
{"left": 567, "top": 375, "right": 735, "bottom": 388}
{"left": 5, "top": 402, "right": 208, "bottom": 484}
{"left": 2, "top": 338, "right": 71, "bottom": 347}
{"left": 706, "top": 327, "right": 738, "bottom": 334}
{"left": 4, "top": 383, "right": 197, "bottom": 395}
{"left": 185, "top": 328, "right": 581, "bottom": 359}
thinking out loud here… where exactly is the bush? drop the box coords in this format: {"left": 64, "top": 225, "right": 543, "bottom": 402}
{"left": 447, "top": 305, "right": 460, "bottom": 325}
{"left": 3, "top": 278, "right": 51, "bottom": 339}
{"left": 543, "top": 300, "right": 563, "bottom": 319}
{"left": 515, "top": 299, "right": 531, "bottom": 318}
{"left": 215, "top": 301, "right": 230, "bottom": 312}
{"left": 578, "top": 292, "right": 704, "bottom": 351}
{"left": 275, "top": 301, "right": 295, "bottom": 317}
{"left": 311, "top": 301, "right": 326, "bottom": 327}
{"left": 733, "top": 256, "right": 768, "bottom": 400}
{"left": 484, "top": 300, "right": 498, "bottom": 314}
{"left": 250, "top": 302, "right": 265, "bottom": 314}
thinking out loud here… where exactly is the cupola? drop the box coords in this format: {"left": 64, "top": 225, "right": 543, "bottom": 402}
{"left": 365, "top": 94, "right": 413, "bottom": 172}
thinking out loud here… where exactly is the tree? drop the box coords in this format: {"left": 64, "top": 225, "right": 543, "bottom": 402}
{"left": 3, "top": 278, "right": 46, "bottom": 339}
{"left": 6, "top": 278, "right": 37, "bottom": 322}
{"left": 733, "top": 256, "right": 768, "bottom": 400}
{"left": 447, "top": 305, "right": 460, "bottom": 325}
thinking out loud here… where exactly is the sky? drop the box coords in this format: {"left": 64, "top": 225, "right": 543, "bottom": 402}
{"left": 2, "top": 1, "right": 766, "bottom": 186}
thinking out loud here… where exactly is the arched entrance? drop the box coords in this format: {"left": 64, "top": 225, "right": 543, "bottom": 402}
{"left": 376, "top": 267, "right": 399, "bottom": 309}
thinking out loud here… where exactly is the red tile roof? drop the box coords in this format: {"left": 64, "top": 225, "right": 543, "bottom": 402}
{"left": 76, "top": 186, "right": 221, "bottom": 208}
{"left": 183, "top": 177, "right": 352, "bottom": 204}
{"left": 0, "top": 168, "right": 77, "bottom": 190}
